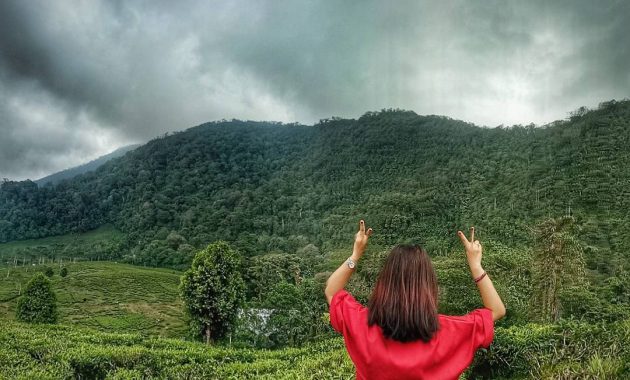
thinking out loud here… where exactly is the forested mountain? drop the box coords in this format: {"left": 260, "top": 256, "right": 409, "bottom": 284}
{"left": 35, "top": 144, "right": 141, "bottom": 186}
{"left": 1, "top": 99, "right": 630, "bottom": 273}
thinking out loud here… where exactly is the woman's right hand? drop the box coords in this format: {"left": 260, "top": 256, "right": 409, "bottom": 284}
{"left": 457, "top": 227, "right": 483, "bottom": 275}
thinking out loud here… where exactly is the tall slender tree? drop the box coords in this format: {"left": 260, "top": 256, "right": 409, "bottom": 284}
{"left": 530, "top": 216, "right": 586, "bottom": 322}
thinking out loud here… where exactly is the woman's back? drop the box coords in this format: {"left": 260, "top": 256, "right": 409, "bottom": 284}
{"left": 325, "top": 222, "right": 505, "bottom": 379}
{"left": 330, "top": 289, "right": 494, "bottom": 380}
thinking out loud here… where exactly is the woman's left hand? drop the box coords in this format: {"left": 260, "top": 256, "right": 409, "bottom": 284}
{"left": 353, "top": 219, "right": 373, "bottom": 256}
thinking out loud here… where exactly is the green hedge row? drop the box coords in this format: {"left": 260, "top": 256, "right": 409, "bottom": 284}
{"left": 0, "top": 319, "right": 628, "bottom": 379}
{"left": 470, "top": 319, "right": 630, "bottom": 379}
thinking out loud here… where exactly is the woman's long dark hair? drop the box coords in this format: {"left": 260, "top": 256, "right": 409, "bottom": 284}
{"left": 367, "top": 244, "right": 439, "bottom": 343}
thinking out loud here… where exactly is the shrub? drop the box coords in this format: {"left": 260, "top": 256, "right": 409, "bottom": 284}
{"left": 16, "top": 273, "right": 58, "bottom": 323}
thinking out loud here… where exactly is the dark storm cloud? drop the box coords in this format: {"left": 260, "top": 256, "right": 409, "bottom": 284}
{"left": 0, "top": 0, "right": 628, "bottom": 180}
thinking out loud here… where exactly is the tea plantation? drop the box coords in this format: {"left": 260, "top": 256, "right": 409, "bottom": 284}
{"left": 1, "top": 318, "right": 628, "bottom": 379}
{"left": 0, "top": 262, "right": 186, "bottom": 337}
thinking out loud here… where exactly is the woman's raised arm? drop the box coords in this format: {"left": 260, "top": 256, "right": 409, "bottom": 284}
{"left": 458, "top": 227, "right": 506, "bottom": 321}
{"left": 325, "top": 220, "right": 373, "bottom": 305}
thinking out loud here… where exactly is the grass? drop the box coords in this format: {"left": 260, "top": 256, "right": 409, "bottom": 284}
{"left": 0, "top": 261, "right": 187, "bottom": 338}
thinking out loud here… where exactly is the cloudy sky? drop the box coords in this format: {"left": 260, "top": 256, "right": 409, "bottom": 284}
{"left": 1, "top": 0, "right": 628, "bottom": 180}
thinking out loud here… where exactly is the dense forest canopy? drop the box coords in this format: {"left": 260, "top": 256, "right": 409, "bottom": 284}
{"left": 1, "top": 99, "right": 630, "bottom": 276}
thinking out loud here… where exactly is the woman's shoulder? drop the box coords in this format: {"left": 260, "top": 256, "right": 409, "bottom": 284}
{"left": 332, "top": 289, "right": 366, "bottom": 307}
{"left": 437, "top": 308, "right": 494, "bottom": 329}
{"left": 438, "top": 313, "right": 470, "bottom": 322}
{"left": 438, "top": 307, "right": 494, "bottom": 347}
{"left": 437, "top": 308, "right": 495, "bottom": 348}
{"left": 329, "top": 289, "right": 368, "bottom": 334}
{"left": 439, "top": 308, "right": 493, "bottom": 321}
{"left": 331, "top": 289, "right": 359, "bottom": 305}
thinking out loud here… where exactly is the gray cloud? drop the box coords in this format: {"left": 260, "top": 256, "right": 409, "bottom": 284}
{"left": 0, "top": 0, "right": 628, "bottom": 180}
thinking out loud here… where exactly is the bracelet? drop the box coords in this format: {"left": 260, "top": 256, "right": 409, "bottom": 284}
{"left": 473, "top": 271, "right": 487, "bottom": 283}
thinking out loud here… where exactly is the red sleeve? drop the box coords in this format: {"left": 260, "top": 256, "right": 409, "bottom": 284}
{"left": 329, "top": 289, "right": 364, "bottom": 333}
{"left": 467, "top": 308, "right": 495, "bottom": 349}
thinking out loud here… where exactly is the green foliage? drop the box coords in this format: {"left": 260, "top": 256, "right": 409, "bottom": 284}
{"left": 180, "top": 241, "right": 246, "bottom": 343}
{"left": 60, "top": 267, "right": 68, "bottom": 277}
{"left": 44, "top": 266, "right": 54, "bottom": 277}
{"left": 16, "top": 273, "right": 58, "bottom": 323}
{"left": 244, "top": 253, "right": 302, "bottom": 301}
{"left": 558, "top": 286, "right": 628, "bottom": 323}
{"left": 470, "top": 319, "right": 630, "bottom": 378}
{"left": 0, "top": 262, "right": 186, "bottom": 337}
{"left": 0, "top": 224, "right": 124, "bottom": 265}
{"left": 0, "top": 101, "right": 629, "bottom": 279}
{"left": 1, "top": 101, "right": 630, "bottom": 375}
{"left": 530, "top": 216, "right": 586, "bottom": 322}
{"left": 0, "top": 320, "right": 355, "bottom": 379}
{"left": 0, "top": 319, "right": 628, "bottom": 379}
{"left": 236, "top": 278, "right": 332, "bottom": 348}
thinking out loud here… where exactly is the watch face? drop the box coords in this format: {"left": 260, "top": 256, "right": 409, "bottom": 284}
{"left": 348, "top": 260, "right": 355, "bottom": 269}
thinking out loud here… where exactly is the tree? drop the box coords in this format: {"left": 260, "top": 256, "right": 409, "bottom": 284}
{"left": 244, "top": 253, "right": 302, "bottom": 301}
{"left": 530, "top": 216, "right": 586, "bottom": 322}
{"left": 233, "top": 277, "right": 331, "bottom": 349}
{"left": 16, "top": 273, "right": 58, "bottom": 323}
{"left": 265, "top": 278, "right": 332, "bottom": 347}
{"left": 180, "top": 241, "right": 245, "bottom": 344}
{"left": 264, "top": 281, "right": 307, "bottom": 347}
{"left": 60, "top": 267, "right": 68, "bottom": 277}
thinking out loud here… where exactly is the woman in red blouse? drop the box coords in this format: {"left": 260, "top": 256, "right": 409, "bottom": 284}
{"left": 324, "top": 220, "right": 506, "bottom": 380}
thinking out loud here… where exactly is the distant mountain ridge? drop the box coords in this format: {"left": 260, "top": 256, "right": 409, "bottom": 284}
{"left": 35, "top": 144, "right": 141, "bottom": 186}
{"left": 1, "top": 100, "right": 630, "bottom": 272}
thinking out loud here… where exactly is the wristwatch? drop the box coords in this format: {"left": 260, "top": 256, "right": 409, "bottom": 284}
{"left": 346, "top": 257, "right": 356, "bottom": 269}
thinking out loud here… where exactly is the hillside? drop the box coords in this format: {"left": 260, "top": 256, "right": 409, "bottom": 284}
{"left": 1, "top": 100, "right": 630, "bottom": 273}
{"left": 0, "top": 262, "right": 186, "bottom": 337}
{"left": 35, "top": 144, "right": 141, "bottom": 186}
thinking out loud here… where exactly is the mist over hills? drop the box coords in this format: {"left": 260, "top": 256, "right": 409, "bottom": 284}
{"left": 35, "top": 144, "right": 141, "bottom": 187}
{"left": 1, "top": 99, "right": 629, "bottom": 273}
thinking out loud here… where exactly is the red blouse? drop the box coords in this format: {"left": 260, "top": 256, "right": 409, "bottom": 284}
{"left": 329, "top": 289, "right": 494, "bottom": 380}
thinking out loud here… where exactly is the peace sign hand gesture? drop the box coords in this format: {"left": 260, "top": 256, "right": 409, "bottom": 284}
{"left": 457, "top": 226, "right": 483, "bottom": 272}
{"left": 353, "top": 219, "right": 373, "bottom": 257}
